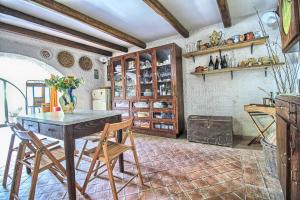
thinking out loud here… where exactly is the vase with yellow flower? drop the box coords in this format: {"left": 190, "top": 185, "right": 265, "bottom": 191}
{"left": 45, "top": 75, "right": 84, "bottom": 113}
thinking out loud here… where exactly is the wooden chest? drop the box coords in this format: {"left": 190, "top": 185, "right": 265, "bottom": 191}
{"left": 276, "top": 95, "right": 300, "bottom": 200}
{"left": 187, "top": 115, "right": 233, "bottom": 147}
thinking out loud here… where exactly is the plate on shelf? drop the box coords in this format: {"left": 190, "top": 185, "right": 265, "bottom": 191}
{"left": 143, "top": 92, "right": 152, "bottom": 96}
{"left": 140, "top": 65, "right": 151, "bottom": 70}
{"left": 115, "top": 65, "right": 122, "bottom": 72}
{"left": 157, "top": 62, "right": 171, "bottom": 67}
{"left": 133, "top": 102, "right": 149, "bottom": 108}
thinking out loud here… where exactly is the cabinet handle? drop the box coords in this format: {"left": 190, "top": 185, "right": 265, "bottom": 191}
{"left": 27, "top": 124, "right": 33, "bottom": 127}
{"left": 48, "top": 128, "right": 55, "bottom": 132}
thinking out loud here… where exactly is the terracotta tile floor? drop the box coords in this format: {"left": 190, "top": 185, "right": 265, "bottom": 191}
{"left": 0, "top": 133, "right": 283, "bottom": 200}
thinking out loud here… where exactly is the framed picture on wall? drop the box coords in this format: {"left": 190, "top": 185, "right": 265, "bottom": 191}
{"left": 94, "top": 69, "right": 99, "bottom": 79}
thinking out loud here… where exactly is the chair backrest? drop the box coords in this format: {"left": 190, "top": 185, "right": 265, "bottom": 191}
{"left": 100, "top": 118, "right": 133, "bottom": 143}
{"left": 7, "top": 123, "right": 30, "bottom": 140}
{"left": 9, "top": 123, "right": 46, "bottom": 151}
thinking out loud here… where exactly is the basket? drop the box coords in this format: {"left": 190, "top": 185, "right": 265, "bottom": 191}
{"left": 260, "top": 138, "right": 278, "bottom": 178}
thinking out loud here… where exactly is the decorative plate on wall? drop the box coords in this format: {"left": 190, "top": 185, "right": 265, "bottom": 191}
{"left": 40, "top": 49, "right": 53, "bottom": 60}
{"left": 79, "top": 56, "right": 93, "bottom": 71}
{"left": 57, "top": 51, "right": 74, "bottom": 68}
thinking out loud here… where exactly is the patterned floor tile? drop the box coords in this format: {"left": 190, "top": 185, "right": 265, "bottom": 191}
{"left": 0, "top": 133, "right": 283, "bottom": 200}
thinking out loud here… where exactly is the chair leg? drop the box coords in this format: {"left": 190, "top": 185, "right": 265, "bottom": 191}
{"left": 129, "top": 133, "right": 144, "bottom": 186}
{"left": 3, "top": 133, "right": 16, "bottom": 188}
{"left": 93, "top": 161, "right": 101, "bottom": 176}
{"left": 76, "top": 140, "right": 88, "bottom": 170}
{"left": 29, "top": 152, "right": 42, "bottom": 200}
{"left": 105, "top": 160, "right": 118, "bottom": 200}
{"left": 49, "top": 167, "right": 64, "bottom": 183}
{"left": 102, "top": 143, "right": 118, "bottom": 200}
{"left": 9, "top": 142, "right": 26, "bottom": 200}
{"left": 82, "top": 154, "right": 98, "bottom": 194}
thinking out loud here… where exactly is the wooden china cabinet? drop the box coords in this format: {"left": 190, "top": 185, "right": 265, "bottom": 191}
{"left": 275, "top": 95, "right": 300, "bottom": 200}
{"left": 110, "top": 43, "right": 184, "bottom": 138}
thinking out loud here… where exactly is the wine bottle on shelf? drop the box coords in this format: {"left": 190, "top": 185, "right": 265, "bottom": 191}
{"left": 220, "top": 56, "right": 224, "bottom": 69}
{"left": 214, "top": 56, "right": 220, "bottom": 70}
{"left": 225, "top": 54, "right": 230, "bottom": 67}
{"left": 222, "top": 55, "right": 228, "bottom": 68}
{"left": 208, "top": 55, "right": 214, "bottom": 70}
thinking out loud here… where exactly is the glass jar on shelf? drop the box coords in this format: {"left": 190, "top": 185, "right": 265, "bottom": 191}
{"left": 125, "top": 56, "right": 137, "bottom": 98}
{"left": 113, "top": 59, "right": 123, "bottom": 97}
{"left": 139, "top": 52, "right": 153, "bottom": 97}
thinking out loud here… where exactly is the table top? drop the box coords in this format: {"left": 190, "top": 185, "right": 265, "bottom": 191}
{"left": 244, "top": 104, "right": 275, "bottom": 117}
{"left": 17, "top": 110, "right": 122, "bottom": 125}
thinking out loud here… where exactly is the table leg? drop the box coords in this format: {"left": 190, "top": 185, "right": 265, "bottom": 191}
{"left": 117, "top": 129, "right": 124, "bottom": 173}
{"left": 64, "top": 133, "right": 76, "bottom": 200}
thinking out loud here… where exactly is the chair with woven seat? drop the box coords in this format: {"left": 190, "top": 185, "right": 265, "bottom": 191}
{"left": 9, "top": 123, "right": 82, "bottom": 200}
{"left": 2, "top": 123, "right": 59, "bottom": 188}
{"left": 81, "top": 118, "right": 144, "bottom": 200}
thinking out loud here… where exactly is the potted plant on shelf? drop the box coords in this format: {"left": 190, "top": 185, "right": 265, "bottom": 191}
{"left": 45, "top": 75, "right": 84, "bottom": 113}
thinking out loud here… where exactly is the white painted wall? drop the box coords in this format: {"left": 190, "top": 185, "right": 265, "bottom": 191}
{"left": 115, "top": 14, "right": 285, "bottom": 136}
{"left": 0, "top": 31, "right": 108, "bottom": 110}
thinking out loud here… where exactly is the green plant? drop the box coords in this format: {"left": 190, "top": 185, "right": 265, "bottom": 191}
{"left": 45, "top": 75, "right": 84, "bottom": 92}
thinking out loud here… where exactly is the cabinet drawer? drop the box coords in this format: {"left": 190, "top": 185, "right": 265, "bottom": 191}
{"left": 39, "top": 123, "right": 63, "bottom": 140}
{"left": 276, "top": 99, "right": 289, "bottom": 120}
{"left": 23, "top": 120, "right": 39, "bottom": 133}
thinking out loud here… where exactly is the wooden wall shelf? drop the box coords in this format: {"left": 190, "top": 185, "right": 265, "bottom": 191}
{"left": 183, "top": 36, "right": 269, "bottom": 58}
{"left": 191, "top": 63, "right": 285, "bottom": 81}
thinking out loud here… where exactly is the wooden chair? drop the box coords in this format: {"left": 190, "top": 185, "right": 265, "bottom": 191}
{"left": 81, "top": 118, "right": 144, "bottom": 200}
{"left": 2, "top": 123, "right": 59, "bottom": 188}
{"left": 9, "top": 123, "right": 82, "bottom": 200}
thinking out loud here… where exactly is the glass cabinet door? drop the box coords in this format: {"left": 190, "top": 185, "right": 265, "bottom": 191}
{"left": 113, "top": 59, "right": 123, "bottom": 98}
{"left": 139, "top": 51, "right": 153, "bottom": 98}
{"left": 155, "top": 47, "right": 172, "bottom": 97}
{"left": 125, "top": 56, "right": 137, "bottom": 98}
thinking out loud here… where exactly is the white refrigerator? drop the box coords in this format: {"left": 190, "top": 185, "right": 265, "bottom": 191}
{"left": 92, "top": 88, "right": 111, "bottom": 110}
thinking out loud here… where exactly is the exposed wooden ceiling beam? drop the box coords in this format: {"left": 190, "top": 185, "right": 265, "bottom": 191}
{"left": 216, "top": 0, "right": 232, "bottom": 28}
{"left": 0, "top": 5, "right": 128, "bottom": 52}
{"left": 143, "top": 0, "right": 189, "bottom": 38}
{"left": 0, "top": 22, "right": 112, "bottom": 56}
{"left": 30, "top": 0, "right": 146, "bottom": 48}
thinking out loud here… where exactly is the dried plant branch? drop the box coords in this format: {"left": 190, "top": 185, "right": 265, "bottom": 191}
{"left": 256, "top": 9, "right": 300, "bottom": 94}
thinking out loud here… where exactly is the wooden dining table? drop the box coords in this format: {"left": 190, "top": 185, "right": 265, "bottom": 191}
{"left": 17, "top": 110, "right": 123, "bottom": 200}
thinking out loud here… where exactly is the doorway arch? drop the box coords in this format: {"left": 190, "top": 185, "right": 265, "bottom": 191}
{"left": 0, "top": 52, "right": 62, "bottom": 124}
